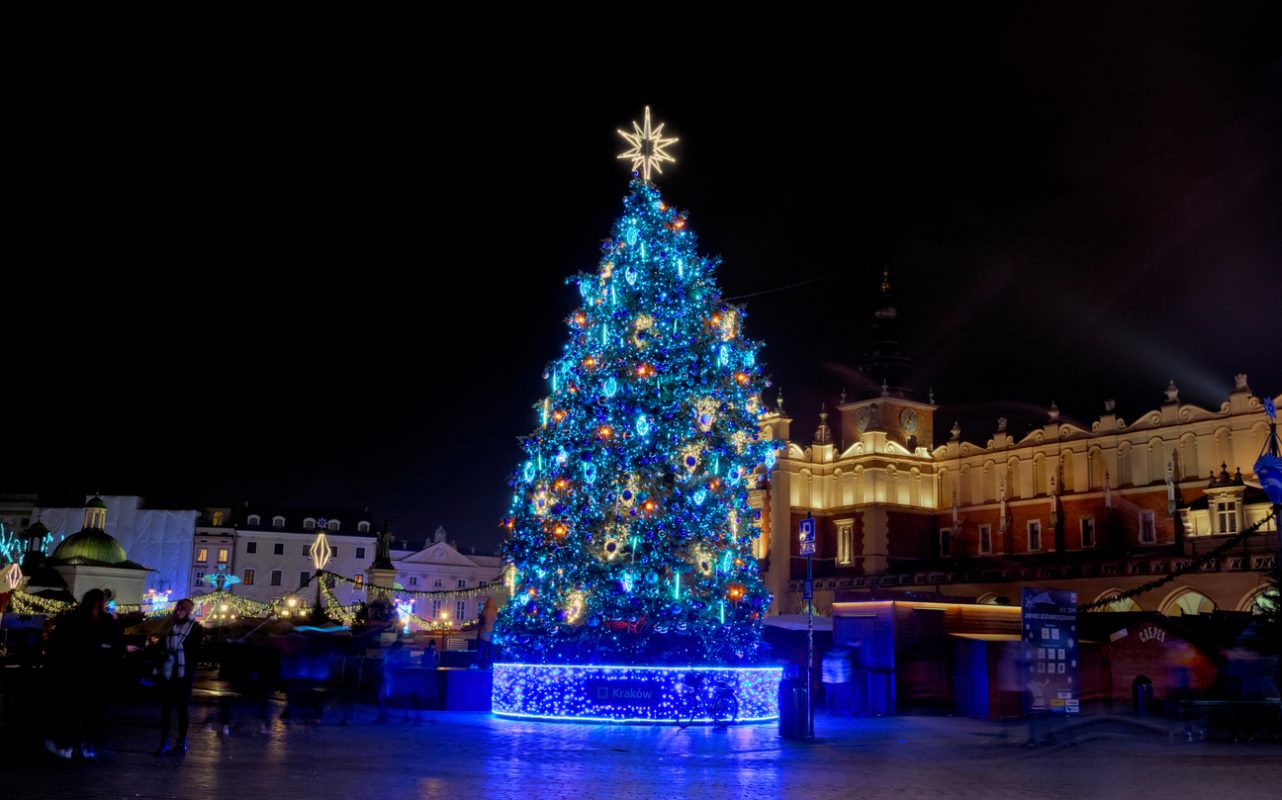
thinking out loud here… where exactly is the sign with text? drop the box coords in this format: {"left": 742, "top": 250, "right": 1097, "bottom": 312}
{"left": 799, "top": 517, "right": 816, "bottom": 556}
{"left": 1022, "top": 588, "right": 1079, "bottom": 714}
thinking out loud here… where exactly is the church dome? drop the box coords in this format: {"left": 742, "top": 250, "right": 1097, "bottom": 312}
{"left": 51, "top": 528, "right": 128, "bottom": 565}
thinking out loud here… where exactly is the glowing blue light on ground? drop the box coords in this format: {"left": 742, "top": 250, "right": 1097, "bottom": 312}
{"left": 491, "top": 663, "right": 782, "bottom": 724}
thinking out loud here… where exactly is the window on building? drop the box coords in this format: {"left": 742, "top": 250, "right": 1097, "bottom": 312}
{"left": 979, "top": 525, "right": 992, "bottom": 554}
{"left": 246, "top": 541, "right": 257, "bottom": 554}
{"left": 356, "top": 546, "right": 366, "bottom": 559}
{"left": 194, "top": 571, "right": 205, "bottom": 587}
{"left": 196, "top": 548, "right": 208, "bottom": 563}
{"left": 300, "top": 571, "right": 311, "bottom": 588}
{"left": 1081, "top": 518, "right": 1096, "bottom": 548}
{"left": 409, "top": 576, "right": 418, "bottom": 586}
{"left": 303, "top": 545, "right": 310, "bottom": 556}
{"left": 836, "top": 521, "right": 854, "bottom": 566}
{"left": 243, "top": 568, "right": 255, "bottom": 586}
{"left": 217, "top": 548, "right": 229, "bottom": 563}
{"left": 328, "top": 520, "right": 341, "bottom": 532}
{"left": 248, "top": 515, "right": 261, "bottom": 526}
{"left": 458, "top": 579, "right": 467, "bottom": 588}
{"left": 211, "top": 511, "right": 225, "bottom": 527}
{"left": 939, "top": 528, "right": 951, "bottom": 557}
{"left": 431, "top": 599, "right": 442, "bottom": 617}
{"left": 354, "top": 574, "right": 364, "bottom": 588}
{"left": 1139, "top": 511, "right": 1156, "bottom": 543}
{"left": 273, "top": 543, "right": 284, "bottom": 556}
{"left": 1028, "top": 521, "right": 1042, "bottom": 552}
{"left": 331, "top": 547, "right": 338, "bottom": 558}
{"left": 457, "top": 600, "right": 466, "bottom": 619}
{"left": 358, "top": 521, "right": 371, "bottom": 533}
{"left": 304, "top": 518, "right": 316, "bottom": 530}
{"left": 270, "top": 570, "right": 282, "bottom": 587}
{"left": 434, "top": 578, "right": 443, "bottom": 588}
{"left": 1215, "top": 500, "right": 1238, "bottom": 534}
{"left": 272, "top": 516, "right": 285, "bottom": 529}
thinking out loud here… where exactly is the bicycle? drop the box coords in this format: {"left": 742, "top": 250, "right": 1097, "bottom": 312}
{"left": 676, "top": 672, "right": 739, "bottom": 728}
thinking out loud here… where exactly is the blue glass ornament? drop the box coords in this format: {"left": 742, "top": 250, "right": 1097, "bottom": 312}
{"left": 603, "top": 377, "right": 618, "bottom": 398}
{"left": 693, "top": 489, "right": 707, "bottom": 506}
{"left": 635, "top": 414, "right": 650, "bottom": 436}
{"left": 522, "top": 461, "right": 536, "bottom": 482}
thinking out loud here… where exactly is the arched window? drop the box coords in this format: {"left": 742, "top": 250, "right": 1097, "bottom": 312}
{"left": 959, "top": 466, "right": 972, "bottom": 506}
{"left": 1091, "top": 590, "right": 1141, "bottom": 613}
{"left": 1163, "top": 590, "right": 1215, "bottom": 617}
{"left": 982, "top": 462, "right": 997, "bottom": 503}
{"left": 1087, "top": 448, "right": 1103, "bottom": 490}
{"left": 1032, "top": 455, "right": 1046, "bottom": 497}
{"left": 303, "top": 518, "right": 316, "bottom": 531}
{"left": 1180, "top": 434, "right": 1199, "bottom": 481}
{"left": 1007, "top": 460, "right": 1021, "bottom": 499}
{"left": 1060, "top": 451, "right": 1074, "bottom": 493}
{"left": 327, "top": 520, "right": 341, "bottom": 532}
{"left": 1118, "top": 444, "right": 1133, "bottom": 487}
{"left": 247, "top": 514, "right": 261, "bottom": 527}
{"left": 272, "top": 516, "right": 285, "bottom": 529}
{"left": 1148, "top": 439, "right": 1165, "bottom": 486}
{"left": 358, "top": 521, "right": 371, "bottom": 533}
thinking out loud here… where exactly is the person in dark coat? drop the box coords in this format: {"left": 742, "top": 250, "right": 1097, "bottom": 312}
{"left": 44, "top": 588, "right": 120, "bottom": 760}
{"left": 154, "top": 598, "right": 203, "bottom": 755}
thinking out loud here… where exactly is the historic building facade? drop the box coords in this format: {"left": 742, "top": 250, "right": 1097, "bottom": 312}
{"left": 760, "top": 280, "right": 1278, "bottom": 619}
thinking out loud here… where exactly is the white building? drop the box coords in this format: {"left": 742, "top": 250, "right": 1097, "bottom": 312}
{"left": 225, "top": 504, "right": 376, "bottom": 606}
{"left": 36, "top": 495, "right": 199, "bottom": 597}
{"left": 391, "top": 526, "right": 503, "bottom": 624}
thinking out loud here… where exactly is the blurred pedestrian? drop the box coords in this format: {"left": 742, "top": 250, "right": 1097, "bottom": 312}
{"left": 44, "top": 588, "right": 119, "bottom": 761}
{"left": 153, "top": 598, "right": 203, "bottom": 755}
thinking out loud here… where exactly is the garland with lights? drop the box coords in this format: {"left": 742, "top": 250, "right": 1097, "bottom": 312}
{"left": 493, "top": 174, "right": 777, "bottom": 666}
{"left": 324, "top": 571, "right": 501, "bottom": 600}
{"left": 1081, "top": 513, "right": 1274, "bottom": 611}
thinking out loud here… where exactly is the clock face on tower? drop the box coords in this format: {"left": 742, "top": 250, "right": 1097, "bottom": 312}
{"left": 854, "top": 408, "right": 870, "bottom": 433}
{"left": 900, "top": 408, "right": 919, "bottom": 434}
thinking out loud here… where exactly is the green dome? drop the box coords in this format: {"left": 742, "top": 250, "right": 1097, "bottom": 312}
{"left": 86, "top": 496, "right": 108, "bottom": 509}
{"left": 51, "top": 528, "right": 127, "bottom": 565}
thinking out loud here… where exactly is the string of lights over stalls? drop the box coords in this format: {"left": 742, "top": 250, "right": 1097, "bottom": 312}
{"left": 495, "top": 111, "right": 780, "bottom": 665}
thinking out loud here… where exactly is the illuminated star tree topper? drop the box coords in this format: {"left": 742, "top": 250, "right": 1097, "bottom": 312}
{"left": 617, "top": 106, "right": 678, "bottom": 182}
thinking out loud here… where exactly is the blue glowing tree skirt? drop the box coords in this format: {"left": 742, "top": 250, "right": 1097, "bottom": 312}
{"left": 491, "top": 663, "right": 782, "bottom": 724}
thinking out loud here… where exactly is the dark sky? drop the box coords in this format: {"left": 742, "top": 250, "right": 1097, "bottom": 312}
{"left": 8, "top": 5, "right": 1281, "bottom": 553}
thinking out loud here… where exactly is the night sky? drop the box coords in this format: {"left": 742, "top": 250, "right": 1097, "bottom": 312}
{"left": 8, "top": 5, "right": 1280, "bottom": 554}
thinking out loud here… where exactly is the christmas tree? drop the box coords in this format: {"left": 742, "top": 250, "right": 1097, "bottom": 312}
{"left": 495, "top": 112, "right": 777, "bottom": 666}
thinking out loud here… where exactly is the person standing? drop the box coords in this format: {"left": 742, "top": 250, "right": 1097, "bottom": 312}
{"left": 44, "top": 588, "right": 118, "bottom": 760}
{"left": 154, "top": 599, "right": 203, "bottom": 756}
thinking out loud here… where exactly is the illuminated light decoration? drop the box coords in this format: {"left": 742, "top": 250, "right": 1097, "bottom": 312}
{"left": 598, "top": 425, "right": 613, "bottom": 439}
{"left": 631, "top": 314, "right": 654, "bottom": 348}
{"left": 672, "top": 574, "right": 681, "bottom": 600}
{"left": 533, "top": 489, "right": 550, "bottom": 516}
{"left": 564, "top": 591, "right": 586, "bottom": 624}
{"left": 726, "top": 583, "right": 746, "bottom": 603}
{"left": 625, "top": 266, "right": 638, "bottom": 285}
{"left": 571, "top": 312, "right": 587, "bottom": 328}
{"left": 492, "top": 664, "right": 781, "bottom": 724}
{"left": 720, "top": 601, "right": 726, "bottom": 624}
{"left": 309, "top": 532, "right": 333, "bottom": 572}
{"left": 556, "top": 449, "right": 569, "bottom": 464}
{"left": 582, "top": 462, "right": 598, "bottom": 484}
{"left": 728, "top": 511, "right": 740, "bottom": 542}
{"left": 721, "top": 551, "right": 735, "bottom": 573}
{"left": 735, "top": 371, "right": 750, "bottom": 386}
{"left": 552, "top": 523, "right": 569, "bottom": 538}
{"left": 764, "top": 447, "right": 778, "bottom": 469}
{"left": 693, "top": 489, "right": 708, "bottom": 506}
{"left": 718, "top": 345, "right": 730, "bottom": 367}
{"left": 695, "top": 398, "right": 718, "bottom": 431}
{"left": 603, "top": 377, "right": 618, "bottom": 398}
{"left": 601, "top": 260, "right": 614, "bottom": 280}
{"left": 523, "top": 461, "right": 536, "bottom": 482}
{"left": 395, "top": 601, "right": 413, "bottom": 634}
{"left": 552, "top": 409, "right": 567, "bottom": 423}
{"left": 496, "top": 155, "right": 774, "bottom": 692}
{"left": 676, "top": 258, "right": 684, "bottom": 278}
{"left": 727, "top": 467, "right": 742, "bottom": 487}
{"left": 616, "top": 106, "right": 679, "bottom": 182}
{"left": 4, "top": 562, "right": 22, "bottom": 591}
{"left": 579, "top": 280, "right": 592, "bottom": 299}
